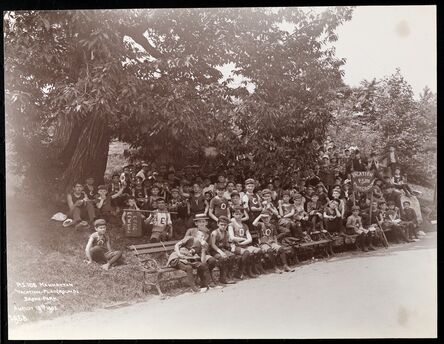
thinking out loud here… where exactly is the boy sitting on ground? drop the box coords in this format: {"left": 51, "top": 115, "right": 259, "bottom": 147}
{"left": 67, "top": 182, "right": 96, "bottom": 229}
{"left": 95, "top": 184, "right": 124, "bottom": 225}
{"left": 85, "top": 219, "right": 123, "bottom": 270}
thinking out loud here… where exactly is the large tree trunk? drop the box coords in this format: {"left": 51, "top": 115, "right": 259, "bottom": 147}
{"left": 61, "top": 114, "right": 110, "bottom": 192}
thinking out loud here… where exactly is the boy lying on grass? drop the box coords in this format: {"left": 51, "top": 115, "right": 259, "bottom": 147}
{"left": 85, "top": 219, "right": 123, "bottom": 270}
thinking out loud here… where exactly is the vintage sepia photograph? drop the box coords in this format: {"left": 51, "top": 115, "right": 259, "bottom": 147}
{"left": 4, "top": 5, "right": 437, "bottom": 339}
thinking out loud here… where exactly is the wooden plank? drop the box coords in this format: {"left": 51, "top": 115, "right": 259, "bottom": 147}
{"left": 299, "top": 240, "right": 331, "bottom": 248}
{"left": 128, "top": 240, "right": 179, "bottom": 250}
{"left": 131, "top": 246, "right": 176, "bottom": 255}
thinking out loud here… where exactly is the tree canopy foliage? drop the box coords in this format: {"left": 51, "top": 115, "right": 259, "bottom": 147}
{"left": 5, "top": 8, "right": 354, "bottom": 196}
{"left": 328, "top": 69, "right": 437, "bottom": 186}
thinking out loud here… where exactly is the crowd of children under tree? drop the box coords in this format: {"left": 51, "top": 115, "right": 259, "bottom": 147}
{"left": 70, "top": 138, "right": 423, "bottom": 285}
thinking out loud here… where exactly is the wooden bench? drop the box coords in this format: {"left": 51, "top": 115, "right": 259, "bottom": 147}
{"left": 129, "top": 240, "right": 223, "bottom": 298}
{"left": 251, "top": 231, "right": 334, "bottom": 260}
{"left": 129, "top": 240, "right": 181, "bottom": 298}
{"left": 129, "top": 232, "right": 334, "bottom": 297}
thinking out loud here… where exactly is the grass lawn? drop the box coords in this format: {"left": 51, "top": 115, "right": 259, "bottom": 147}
{"left": 6, "top": 196, "right": 169, "bottom": 328}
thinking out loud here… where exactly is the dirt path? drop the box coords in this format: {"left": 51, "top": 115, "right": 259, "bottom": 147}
{"left": 9, "top": 233, "right": 437, "bottom": 339}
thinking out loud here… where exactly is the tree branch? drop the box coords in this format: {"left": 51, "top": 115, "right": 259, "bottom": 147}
{"left": 120, "top": 24, "right": 163, "bottom": 59}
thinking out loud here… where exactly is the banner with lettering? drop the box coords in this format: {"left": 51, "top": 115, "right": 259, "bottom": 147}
{"left": 351, "top": 171, "right": 375, "bottom": 192}
{"left": 124, "top": 210, "right": 143, "bottom": 238}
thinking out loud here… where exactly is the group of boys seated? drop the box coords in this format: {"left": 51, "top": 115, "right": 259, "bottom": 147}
{"left": 75, "top": 140, "right": 423, "bottom": 285}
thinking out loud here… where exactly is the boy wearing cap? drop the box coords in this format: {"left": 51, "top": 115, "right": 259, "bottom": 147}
{"left": 184, "top": 214, "right": 218, "bottom": 286}
{"left": 261, "top": 189, "right": 279, "bottom": 218}
{"left": 209, "top": 184, "right": 231, "bottom": 228}
{"left": 400, "top": 200, "right": 419, "bottom": 241}
{"left": 142, "top": 184, "right": 163, "bottom": 211}
{"left": 210, "top": 216, "right": 237, "bottom": 284}
{"left": 228, "top": 206, "right": 260, "bottom": 279}
{"left": 346, "top": 205, "right": 374, "bottom": 252}
{"left": 242, "top": 178, "right": 263, "bottom": 234}
{"left": 85, "top": 219, "right": 123, "bottom": 270}
{"left": 253, "top": 211, "right": 294, "bottom": 273}
{"left": 167, "top": 233, "right": 213, "bottom": 292}
{"left": 145, "top": 199, "right": 173, "bottom": 242}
